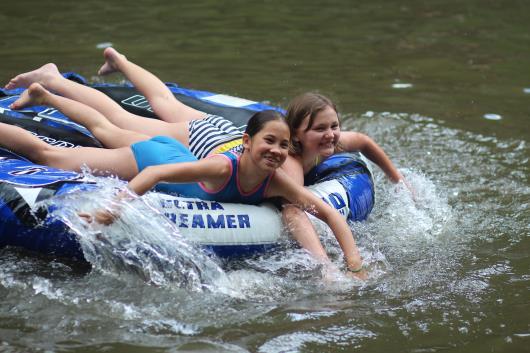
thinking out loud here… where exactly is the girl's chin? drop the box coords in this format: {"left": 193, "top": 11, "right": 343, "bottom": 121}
{"left": 319, "top": 149, "right": 335, "bottom": 158}
{"left": 262, "top": 160, "right": 282, "bottom": 171}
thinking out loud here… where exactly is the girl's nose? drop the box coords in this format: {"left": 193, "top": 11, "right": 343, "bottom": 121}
{"left": 270, "top": 144, "right": 282, "bottom": 155}
{"left": 324, "top": 129, "right": 334, "bottom": 138}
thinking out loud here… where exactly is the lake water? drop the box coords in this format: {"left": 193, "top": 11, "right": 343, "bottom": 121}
{"left": 0, "top": 1, "right": 528, "bottom": 352}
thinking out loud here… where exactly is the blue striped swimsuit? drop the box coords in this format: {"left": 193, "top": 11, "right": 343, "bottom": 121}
{"left": 187, "top": 114, "right": 244, "bottom": 159}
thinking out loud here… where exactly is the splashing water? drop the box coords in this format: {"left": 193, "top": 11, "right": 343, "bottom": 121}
{"left": 38, "top": 173, "right": 231, "bottom": 293}
{"left": 33, "top": 160, "right": 455, "bottom": 300}
{"left": 32, "top": 113, "right": 472, "bottom": 301}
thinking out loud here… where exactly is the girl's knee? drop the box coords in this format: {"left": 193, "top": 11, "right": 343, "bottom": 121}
{"left": 34, "top": 147, "right": 71, "bottom": 169}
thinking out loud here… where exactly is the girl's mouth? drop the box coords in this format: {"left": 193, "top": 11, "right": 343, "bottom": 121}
{"left": 264, "top": 155, "right": 282, "bottom": 167}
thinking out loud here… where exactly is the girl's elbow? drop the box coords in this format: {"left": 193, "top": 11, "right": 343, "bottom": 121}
{"left": 360, "top": 136, "right": 377, "bottom": 152}
{"left": 144, "top": 166, "right": 164, "bottom": 184}
{"left": 316, "top": 206, "right": 336, "bottom": 224}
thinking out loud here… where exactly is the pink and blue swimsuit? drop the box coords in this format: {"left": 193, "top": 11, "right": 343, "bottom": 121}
{"left": 130, "top": 136, "right": 272, "bottom": 204}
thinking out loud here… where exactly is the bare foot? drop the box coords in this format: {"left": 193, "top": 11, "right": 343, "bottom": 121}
{"left": 10, "top": 83, "right": 49, "bottom": 110}
{"left": 4, "top": 63, "right": 60, "bottom": 90}
{"left": 98, "top": 47, "right": 126, "bottom": 76}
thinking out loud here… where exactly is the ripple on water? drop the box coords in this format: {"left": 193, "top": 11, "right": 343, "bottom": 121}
{"left": 483, "top": 113, "right": 502, "bottom": 120}
{"left": 392, "top": 83, "right": 413, "bottom": 89}
{"left": 258, "top": 326, "right": 376, "bottom": 353}
{"left": 339, "top": 111, "right": 529, "bottom": 339}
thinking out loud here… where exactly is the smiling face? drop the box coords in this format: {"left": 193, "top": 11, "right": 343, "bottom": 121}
{"left": 243, "top": 120, "right": 290, "bottom": 172}
{"left": 286, "top": 93, "right": 341, "bottom": 162}
{"left": 295, "top": 105, "right": 341, "bottom": 159}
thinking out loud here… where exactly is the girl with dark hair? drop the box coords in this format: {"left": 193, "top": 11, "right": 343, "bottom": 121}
{"left": 2, "top": 84, "right": 365, "bottom": 275}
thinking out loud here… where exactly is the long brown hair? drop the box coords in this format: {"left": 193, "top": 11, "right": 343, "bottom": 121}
{"left": 285, "top": 92, "right": 341, "bottom": 156}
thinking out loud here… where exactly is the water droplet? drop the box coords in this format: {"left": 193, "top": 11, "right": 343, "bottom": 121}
{"left": 483, "top": 114, "right": 502, "bottom": 121}
{"left": 458, "top": 326, "right": 469, "bottom": 334}
{"left": 96, "top": 42, "right": 113, "bottom": 49}
{"left": 364, "top": 111, "right": 375, "bottom": 118}
{"left": 392, "top": 83, "right": 413, "bottom": 89}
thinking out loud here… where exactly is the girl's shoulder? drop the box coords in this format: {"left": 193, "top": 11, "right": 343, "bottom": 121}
{"left": 200, "top": 153, "right": 233, "bottom": 175}
{"left": 280, "top": 155, "right": 304, "bottom": 185}
{"left": 338, "top": 131, "right": 370, "bottom": 151}
{"left": 268, "top": 168, "right": 303, "bottom": 196}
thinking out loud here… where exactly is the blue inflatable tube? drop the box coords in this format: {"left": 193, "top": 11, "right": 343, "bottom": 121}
{"left": 0, "top": 74, "right": 374, "bottom": 261}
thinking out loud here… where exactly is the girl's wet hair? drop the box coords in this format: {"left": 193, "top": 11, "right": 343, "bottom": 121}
{"left": 244, "top": 110, "right": 286, "bottom": 137}
{"left": 286, "top": 92, "right": 339, "bottom": 155}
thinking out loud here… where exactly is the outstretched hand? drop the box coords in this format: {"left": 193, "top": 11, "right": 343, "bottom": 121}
{"left": 77, "top": 187, "right": 135, "bottom": 225}
{"left": 321, "top": 263, "right": 369, "bottom": 282}
{"left": 401, "top": 178, "right": 417, "bottom": 202}
{"left": 395, "top": 175, "right": 416, "bottom": 202}
{"left": 345, "top": 267, "right": 369, "bottom": 280}
{"left": 78, "top": 207, "right": 120, "bottom": 225}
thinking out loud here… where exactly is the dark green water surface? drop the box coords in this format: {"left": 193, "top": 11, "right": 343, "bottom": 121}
{"left": 0, "top": 1, "right": 528, "bottom": 352}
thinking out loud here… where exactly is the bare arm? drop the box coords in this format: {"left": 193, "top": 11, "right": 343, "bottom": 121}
{"left": 281, "top": 205, "right": 330, "bottom": 262}
{"left": 270, "top": 170, "right": 363, "bottom": 271}
{"left": 280, "top": 155, "right": 331, "bottom": 262}
{"left": 90, "top": 157, "right": 229, "bottom": 225}
{"left": 339, "top": 131, "right": 403, "bottom": 183}
{"left": 279, "top": 154, "right": 305, "bottom": 184}
{"left": 127, "top": 156, "right": 229, "bottom": 196}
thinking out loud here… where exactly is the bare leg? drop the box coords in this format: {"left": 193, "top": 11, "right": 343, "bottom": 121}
{"left": 98, "top": 47, "right": 205, "bottom": 123}
{"left": 4, "top": 63, "right": 190, "bottom": 143}
{"left": 11, "top": 83, "right": 149, "bottom": 149}
{"left": 0, "top": 122, "right": 138, "bottom": 180}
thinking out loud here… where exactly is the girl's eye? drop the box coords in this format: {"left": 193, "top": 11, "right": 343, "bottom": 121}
{"left": 280, "top": 142, "right": 289, "bottom": 149}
